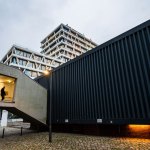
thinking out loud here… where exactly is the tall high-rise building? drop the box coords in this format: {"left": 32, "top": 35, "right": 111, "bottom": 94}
{"left": 1, "top": 24, "right": 97, "bottom": 78}
{"left": 40, "top": 24, "right": 97, "bottom": 62}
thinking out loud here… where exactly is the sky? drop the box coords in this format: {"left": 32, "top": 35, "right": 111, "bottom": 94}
{"left": 0, "top": 0, "right": 150, "bottom": 60}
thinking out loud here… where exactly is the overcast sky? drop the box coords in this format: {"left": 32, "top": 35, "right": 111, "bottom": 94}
{"left": 0, "top": 0, "right": 150, "bottom": 60}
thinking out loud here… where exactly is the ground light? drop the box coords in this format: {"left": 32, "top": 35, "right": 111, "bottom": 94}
{"left": 127, "top": 125, "right": 150, "bottom": 138}
{"left": 128, "top": 125, "right": 150, "bottom": 132}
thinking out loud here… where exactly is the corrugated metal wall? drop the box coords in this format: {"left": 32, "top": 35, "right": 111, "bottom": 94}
{"left": 36, "top": 20, "right": 150, "bottom": 125}
{"left": 51, "top": 20, "right": 150, "bottom": 124}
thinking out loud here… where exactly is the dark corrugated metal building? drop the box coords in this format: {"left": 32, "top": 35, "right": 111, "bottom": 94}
{"left": 36, "top": 20, "right": 150, "bottom": 136}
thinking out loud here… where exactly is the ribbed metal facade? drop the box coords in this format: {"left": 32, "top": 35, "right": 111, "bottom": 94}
{"left": 36, "top": 20, "right": 150, "bottom": 125}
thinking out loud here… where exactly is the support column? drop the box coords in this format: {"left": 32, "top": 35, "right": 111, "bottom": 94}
{"left": 1, "top": 110, "right": 8, "bottom": 127}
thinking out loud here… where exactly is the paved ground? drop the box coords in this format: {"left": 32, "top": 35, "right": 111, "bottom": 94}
{"left": 0, "top": 128, "right": 150, "bottom": 150}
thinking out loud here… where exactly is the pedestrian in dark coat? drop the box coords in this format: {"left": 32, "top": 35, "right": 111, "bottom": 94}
{"left": 1, "top": 87, "right": 6, "bottom": 101}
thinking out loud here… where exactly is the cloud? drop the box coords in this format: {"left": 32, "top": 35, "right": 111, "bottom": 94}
{"left": 0, "top": 0, "right": 150, "bottom": 60}
{"left": 53, "top": 0, "right": 150, "bottom": 44}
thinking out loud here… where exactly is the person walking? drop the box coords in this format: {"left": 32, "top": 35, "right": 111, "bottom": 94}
{"left": 1, "top": 87, "right": 6, "bottom": 101}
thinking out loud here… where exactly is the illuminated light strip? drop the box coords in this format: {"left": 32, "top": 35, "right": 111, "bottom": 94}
{"left": 128, "top": 125, "right": 150, "bottom": 132}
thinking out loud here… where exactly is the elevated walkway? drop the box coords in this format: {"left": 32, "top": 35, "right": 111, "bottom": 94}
{"left": 0, "top": 63, "right": 47, "bottom": 129}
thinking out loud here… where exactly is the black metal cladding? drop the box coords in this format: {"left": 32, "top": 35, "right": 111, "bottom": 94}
{"left": 37, "top": 20, "right": 150, "bottom": 125}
